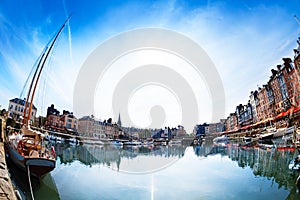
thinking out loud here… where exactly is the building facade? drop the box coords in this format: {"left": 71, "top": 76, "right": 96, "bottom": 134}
{"left": 78, "top": 116, "right": 122, "bottom": 139}
{"left": 206, "top": 121, "right": 226, "bottom": 134}
{"left": 293, "top": 38, "right": 300, "bottom": 106}
{"left": 194, "top": 123, "right": 208, "bottom": 137}
{"left": 45, "top": 104, "right": 78, "bottom": 133}
{"left": 78, "top": 116, "right": 95, "bottom": 137}
{"left": 8, "top": 98, "right": 37, "bottom": 122}
{"left": 281, "top": 58, "right": 300, "bottom": 108}
{"left": 225, "top": 113, "right": 238, "bottom": 131}
{"left": 236, "top": 103, "right": 253, "bottom": 127}
{"left": 61, "top": 110, "right": 78, "bottom": 131}
{"left": 256, "top": 86, "right": 269, "bottom": 122}
{"left": 225, "top": 38, "right": 300, "bottom": 129}
{"left": 249, "top": 91, "right": 259, "bottom": 123}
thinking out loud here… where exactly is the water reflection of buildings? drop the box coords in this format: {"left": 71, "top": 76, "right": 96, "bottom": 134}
{"left": 194, "top": 140, "right": 298, "bottom": 196}
{"left": 55, "top": 144, "right": 187, "bottom": 170}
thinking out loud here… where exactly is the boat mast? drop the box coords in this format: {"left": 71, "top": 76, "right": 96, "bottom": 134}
{"left": 25, "top": 15, "right": 71, "bottom": 125}
{"left": 23, "top": 52, "right": 46, "bottom": 125}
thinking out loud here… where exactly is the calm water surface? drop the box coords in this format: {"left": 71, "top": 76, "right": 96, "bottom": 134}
{"left": 7, "top": 139, "right": 300, "bottom": 200}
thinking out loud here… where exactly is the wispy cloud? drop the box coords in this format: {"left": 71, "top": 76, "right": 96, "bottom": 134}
{"left": 166, "top": 1, "right": 299, "bottom": 115}
{"left": 0, "top": 1, "right": 299, "bottom": 127}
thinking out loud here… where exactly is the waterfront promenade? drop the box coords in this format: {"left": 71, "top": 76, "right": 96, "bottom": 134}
{"left": 0, "top": 117, "right": 16, "bottom": 200}
{"left": 0, "top": 143, "right": 16, "bottom": 200}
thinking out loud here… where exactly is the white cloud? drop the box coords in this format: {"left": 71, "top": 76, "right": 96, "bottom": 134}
{"left": 168, "top": 2, "right": 299, "bottom": 115}
{"left": 0, "top": 1, "right": 299, "bottom": 128}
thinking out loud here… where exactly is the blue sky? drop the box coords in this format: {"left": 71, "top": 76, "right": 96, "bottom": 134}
{"left": 0, "top": 0, "right": 299, "bottom": 130}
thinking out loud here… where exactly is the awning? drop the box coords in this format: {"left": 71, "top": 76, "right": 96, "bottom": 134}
{"left": 275, "top": 106, "right": 300, "bottom": 119}
{"left": 251, "top": 117, "right": 273, "bottom": 127}
{"left": 222, "top": 127, "right": 240, "bottom": 135}
{"left": 241, "top": 125, "right": 250, "bottom": 130}
{"left": 275, "top": 112, "right": 285, "bottom": 119}
{"left": 284, "top": 107, "right": 294, "bottom": 116}
{"left": 294, "top": 105, "right": 300, "bottom": 113}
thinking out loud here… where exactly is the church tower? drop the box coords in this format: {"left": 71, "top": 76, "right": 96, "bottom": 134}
{"left": 117, "top": 112, "right": 122, "bottom": 127}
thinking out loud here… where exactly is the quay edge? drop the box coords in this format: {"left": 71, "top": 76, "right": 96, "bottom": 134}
{"left": 0, "top": 117, "right": 17, "bottom": 200}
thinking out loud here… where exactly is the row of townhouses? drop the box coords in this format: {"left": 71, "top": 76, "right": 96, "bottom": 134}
{"left": 193, "top": 120, "right": 226, "bottom": 137}
{"left": 7, "top": 98, "right": 187, "bottom": 139}
{"left": 7, "top": 101, "right": 123, "bottom": 137}
{"left": 225, "top": 38, "right": 300, "bottom": 131}
{"left": 77, "top": 115, "right": 122, "bottom": 139}
{"left": 152, "top": 125, "right": 187, "bottom": 139}
{"left": 44, "top": 104, "right": 79, "bottom": 133}
{"left": 194, "top": 38, "right": 300, "bottom": 136}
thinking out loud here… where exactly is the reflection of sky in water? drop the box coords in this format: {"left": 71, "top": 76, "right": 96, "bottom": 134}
{"left": 50, "top": 147, "right": 289, "bottom": 200}
{"left": 115, "top": 155, "right": 179, "bottom": 174}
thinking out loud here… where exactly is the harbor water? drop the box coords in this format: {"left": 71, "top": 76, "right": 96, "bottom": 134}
{"left": 6, "top": 139, "right": 300, "bottom": 200}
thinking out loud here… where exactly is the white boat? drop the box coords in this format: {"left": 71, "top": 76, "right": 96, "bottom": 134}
{"left": 139, "top": 140, "right": 154, "bottom": 147}
{"left": 289, "top": 156, "right": 300, "bottom": 170}
{"left": 213, "top": 135, "right": 229, "bottom": 143}
{"left": 109, "top": 140, "right": 123, "bottom": 147}
{"left": 123, "top": 141, "right": 142, "bottom": 146}
{"left": 242, "top": 137, "right": 252, "bottom": 144}
{"left": 55, "top": 136, "right": 64, "bottom": 144}
{"left": 66, "top": 137, "right": 78, "bottom": 145}
{"left": 169, "top": 140, "right": 182, "bottom": 145}
{"left": 5, "top": 17, "right": 70, "bottom": 178}
{"left": 82, "top": 139, "right": 104, "bottom": 145}
{"left": 258, "top": 132, "right": 274, "bottom": 140}
{"left": 273, "top": 126, "right": 295, "bottom": 138}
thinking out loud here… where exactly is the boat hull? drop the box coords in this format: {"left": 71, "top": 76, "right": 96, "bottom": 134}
{"left": 258, "top": 132, "right": 274, "bottom": 140}
{"left": 25, "top": 158, "right": 55, "bottom": 177}
{"left": 5, "top": 142, "right": 55, "bottom": 178}
{"left": 213, "top": 136, "right": 229, "bottom": 143}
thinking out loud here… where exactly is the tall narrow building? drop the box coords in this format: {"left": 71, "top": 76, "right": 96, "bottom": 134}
{"left": 117, "top": 112, "right": 122, "bottom": 127}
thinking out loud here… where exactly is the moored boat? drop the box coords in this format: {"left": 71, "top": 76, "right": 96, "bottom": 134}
{"left": 258, "top": 132, "right": 274, "bottom": 140}
{"left": 5, "top": 16, "right": 71, "bottom": 178}
{"left": 109, "top": 140, "right": 123, "bottom": 147}
{"left": 273, "top": 126, "right": 295, "bottom": 138}
{"left": 169, "top": 139, "right": 182, "bottom": 145}
{"left": 289, "top": 156, "right": 300, "bottom": 170}
{"left": 66, "top": 137, "right": 78, "bottom": 145}
{"left": 81, "top": 139, "right": 104, "bottom": 145}
{"left": 213, "top": 135, "right": 229, "bottom": 143}
{"left": 123, "top": 140, "right": 142, "bottom": 146}
{"left": 5, "top": 126, "right": 56, "bottom": 177}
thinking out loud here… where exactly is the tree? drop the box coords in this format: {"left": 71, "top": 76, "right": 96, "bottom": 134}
{"left": 0, "top": 109, "right": 7, "bottom": 117}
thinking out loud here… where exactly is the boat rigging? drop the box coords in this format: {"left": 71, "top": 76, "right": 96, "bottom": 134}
{"left": 5, "top": 15, "right": 71, "bottom": 180}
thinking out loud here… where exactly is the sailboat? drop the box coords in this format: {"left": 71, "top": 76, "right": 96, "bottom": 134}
{"left": 5, "top": 16, "right": 71, "bottom": 178}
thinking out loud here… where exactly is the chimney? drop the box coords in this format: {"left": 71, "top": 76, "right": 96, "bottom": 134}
{"left": 271, "top": 69, "right": 277, "bottom": 76}
{"left": 276, "top": 65, "right": 281, "bottom": 71}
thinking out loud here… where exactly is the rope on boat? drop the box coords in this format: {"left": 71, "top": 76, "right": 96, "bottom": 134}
{"left": 27, "top": 165, "right": 35, "bottom": 200}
